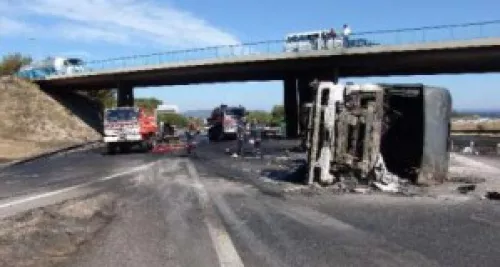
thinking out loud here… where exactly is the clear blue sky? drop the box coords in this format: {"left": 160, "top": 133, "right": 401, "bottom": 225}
{"left": 1, "top": 0, "right": 500, "bottom": 111}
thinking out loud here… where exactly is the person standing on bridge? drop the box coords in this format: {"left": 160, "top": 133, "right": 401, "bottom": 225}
{"left": 342, "top": 24, "right": 351, "bottom": 48}
{"left": 329, "top": 28, "right": 337, "bottom": 49}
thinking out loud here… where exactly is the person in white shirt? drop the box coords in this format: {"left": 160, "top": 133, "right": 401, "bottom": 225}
{"left": 342, "top": 24, "right": 351, "bottom": 48}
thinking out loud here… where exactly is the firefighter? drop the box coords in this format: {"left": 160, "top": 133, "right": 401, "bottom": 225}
{"left": 234, "top": 116, "right": 248, "bottom": 157}
{"left": 185, "top": 120, "right": 199, "bottom": 154}
{"left": 186, "top": 120, "right": 198, "bottom": 140}
{"left": 249, "top": 118, "right": 262, "bottom": 155}
{"left": 162, "top": 122, "right": 171, "bottom": 141}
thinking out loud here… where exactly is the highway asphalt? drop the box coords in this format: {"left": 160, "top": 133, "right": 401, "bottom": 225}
{"left": 0, "top": 140, "right": 499, "bottom": 266}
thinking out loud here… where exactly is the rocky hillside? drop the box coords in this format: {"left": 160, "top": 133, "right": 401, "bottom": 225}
{"left": 0, "top": 76, "right": 102, "bottom": 160}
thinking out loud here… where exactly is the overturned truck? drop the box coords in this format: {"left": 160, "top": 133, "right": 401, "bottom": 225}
{"left": 305, "top": 81, "right": 451, "bottom": 187}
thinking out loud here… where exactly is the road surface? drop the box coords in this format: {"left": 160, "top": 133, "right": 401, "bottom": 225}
{"left": 0, "top": 142, "right": 499, "bottom": 267}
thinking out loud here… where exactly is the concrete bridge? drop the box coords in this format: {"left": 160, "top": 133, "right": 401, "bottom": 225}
{"left": 33, "top": 20, "right": 500, "bottom": 137}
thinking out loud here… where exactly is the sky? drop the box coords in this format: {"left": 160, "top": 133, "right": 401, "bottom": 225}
{"left": 1, "top": 0, "right": 500, "bottom": 111}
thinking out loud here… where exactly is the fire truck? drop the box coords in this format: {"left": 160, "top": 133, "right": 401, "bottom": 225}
{"left": 103, "top": 107, "right": 157, "bottom": 154}
{"left": 207, "top": 104, "right": 246, "bottom": 141}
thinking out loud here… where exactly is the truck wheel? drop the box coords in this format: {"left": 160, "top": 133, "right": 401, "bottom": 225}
{"left": 215, "top": 126, "right": 225, "bottom": 141}
{"left": 106, "top": 143, "right": 116, "bottom": 155}
{"left": 119, "top": 143, "right": 130, "bottom": 153}
{"left": 208, "top": 128, "right": 220, "bottom": 142}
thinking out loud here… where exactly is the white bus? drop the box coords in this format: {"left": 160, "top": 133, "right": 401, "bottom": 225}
{"left": 284, "top": 30, "right": 344, "bottom": 52}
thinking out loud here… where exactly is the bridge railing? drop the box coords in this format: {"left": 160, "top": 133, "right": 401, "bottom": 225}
{"left": 82, "top": 20, "right": 500, "bottom": 74}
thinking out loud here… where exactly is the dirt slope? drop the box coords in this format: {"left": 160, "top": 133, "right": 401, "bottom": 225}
{"left": 0, "top": 76, "right": 101, "bottom": 160}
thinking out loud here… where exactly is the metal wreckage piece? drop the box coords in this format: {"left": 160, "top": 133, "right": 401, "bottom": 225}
{"left": 304, "top": 81, "right": 452, "bottom": 189}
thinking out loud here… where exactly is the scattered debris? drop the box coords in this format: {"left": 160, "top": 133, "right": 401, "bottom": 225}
{"left": 462, "top": 141, "right": 480, "bottom": 155}
{"left": 457, "top": 184, "right": 476, "bottom": 194}
{"left": 448, "top": 176, "right": 486, "bottom": 184}
{"left": 372, "top": 181, "right": 400, "bottom": 193}
{"left": 352, "top": 187, "right": 370, "bottom": 194}
{"left": 275, "top": 156, "right": 290, "bottom": 161}
{"left": 485, "top": 191, "right": 500, "bottom": 200}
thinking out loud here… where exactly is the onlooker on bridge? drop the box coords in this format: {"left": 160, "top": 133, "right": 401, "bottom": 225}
{"left": 342, "top": 24, "right": 351, "bottom": 48}
{"left": 321, "top": 31, "right": 329, "bottom": 49}
{"left": 328, "top": 28, "right": 337, "bottom": 49}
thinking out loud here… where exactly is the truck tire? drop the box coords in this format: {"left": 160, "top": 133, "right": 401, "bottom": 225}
{"left": 119, "top": 143, "right": 131, "bottom": 153}
{"left": 106, "top": 143, "right": 116, "bottom": 155}
{"left": 227, "top": 133, "right": 237, "bottom": 140}
{"left": 209, "top": 126, "right": 224, "bottom": 142}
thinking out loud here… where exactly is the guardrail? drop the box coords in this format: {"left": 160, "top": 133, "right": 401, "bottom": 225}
{"left": 41, "top": 20, "right": 500, "bottom": 77}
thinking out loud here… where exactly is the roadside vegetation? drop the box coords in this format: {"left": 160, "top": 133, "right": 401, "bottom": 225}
{"left": 0, "top": 53, "right": 32, "bottom": 76}
{"left": 246, "top": 105, "right": 285, "bottom": 126}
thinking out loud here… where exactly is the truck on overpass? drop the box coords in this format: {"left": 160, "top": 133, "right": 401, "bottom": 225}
{"left": 17, "top": 57, "right": 87, "bottom": 79}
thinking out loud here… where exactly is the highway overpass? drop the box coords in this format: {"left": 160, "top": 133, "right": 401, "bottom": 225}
{"left": 32, "top": 20, "right": 500, "bottom": 137}
{"left": 36, "top": 37, "right": 500, "bottom": 90}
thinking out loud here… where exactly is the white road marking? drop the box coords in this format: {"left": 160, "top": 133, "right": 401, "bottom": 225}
{"left": 185, "top": 160, "right": 245, "bottom": 267}
{"left": 0, "top": 161, "right": 157, "bottom": 210}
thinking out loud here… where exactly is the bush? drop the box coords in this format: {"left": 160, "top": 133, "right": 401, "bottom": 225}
{"left": 0, "top": 53, "right": 32, "bottom": 75}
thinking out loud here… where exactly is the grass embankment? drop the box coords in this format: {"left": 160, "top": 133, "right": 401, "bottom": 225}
{"left": 0, "top": 76, "right": 101, "bottom": 161}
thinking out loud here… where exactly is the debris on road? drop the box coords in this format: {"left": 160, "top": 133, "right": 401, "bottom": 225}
{"left": 372, "top": 181, "right": 400, "bottom": 193}
{"left": 449, "top": 176, "right": 486, "bottom": 184}
{"left": 485, "top": 191, "right": 500, "bottom": 200}
{"left": 352, "top": 187, "right": 371, "bottom": 194}
{"left": 457, "top": 184, "right": 476, "bottom": 194}
{"left": 0, "top": 193, "right": 117, "bottom": 267}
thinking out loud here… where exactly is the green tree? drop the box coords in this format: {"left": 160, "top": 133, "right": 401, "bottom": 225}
{"left": 270, "top": 105, "right": 285, "bottom": 126}
{"left": 136, "top": 97, "right": 163, "bottom": 113}
{"left": 158, "top": 113, "right": 189, "bottom": 127}
{"left": 86, "top": 89, "right": 116, "bottom": 109}
{"left": 247, "top": 110, "right": 272, "bottom": 124}
{"left": 271, "top": 105, "right": 284, "bottom": 119}
{"left": 0, "top": 53, "right": 32, "bottom": 75}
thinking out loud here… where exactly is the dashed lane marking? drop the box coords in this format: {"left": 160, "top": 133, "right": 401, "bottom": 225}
{"left": 185, "top": 160, "right": 245, "bottom": 267}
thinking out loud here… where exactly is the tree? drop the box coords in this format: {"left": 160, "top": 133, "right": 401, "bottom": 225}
{"left": 247, "top": 110, "right": 272, "bottom": 124}
{"left": 136, "top": 97, "right": 163, "bottom": 113}
{"left": 270, "top": 105, "right": 285, "bottom": 126}
{"left": 86, "top": 89, "right": 116, "bottom": 109}
{"left": 0, "top": 53, "right": 32, "bottom": 75}
{"left": 271, "top": 105, "right": 284, "bottom": 119}
{"left": 158, "top": 113, "right": 189, "bottom": 127}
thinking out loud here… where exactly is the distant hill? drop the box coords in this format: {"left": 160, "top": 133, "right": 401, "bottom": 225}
{"left": 453, "top": 109, "right": 500, "bottom": 118}
{"left": 183, "top": 109, "right": 212, "bottom": 119}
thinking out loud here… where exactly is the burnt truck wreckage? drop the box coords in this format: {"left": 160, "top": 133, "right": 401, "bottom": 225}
{"left": 303, "top": 81, "right": 451, "bottom": 189}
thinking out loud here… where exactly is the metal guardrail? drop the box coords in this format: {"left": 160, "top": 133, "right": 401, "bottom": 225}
{"left": 57, "top": 20, "right": 500, "bottom": 75}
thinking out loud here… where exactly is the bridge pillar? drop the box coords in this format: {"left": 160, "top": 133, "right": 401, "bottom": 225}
{"left": 117, "top": 84, "right": 134, "bottom": 107}
{"left": 284, "top": 77, "right": 299, "bottom": 138}
{"left": 297, "top": 77, "right": 314, "bottom": 135}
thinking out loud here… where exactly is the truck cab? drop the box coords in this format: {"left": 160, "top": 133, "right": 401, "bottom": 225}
{"left": 207, "top": 105, "right": 246, "bottom": 141}
{"left": 103, "top": 107, "right": 157, "bottom": 154}
{"left": 53, "top": 57, "right": 86, "bottom": 75}
{"left": 17, "top": 56, "right": 86, "bottom": 79}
